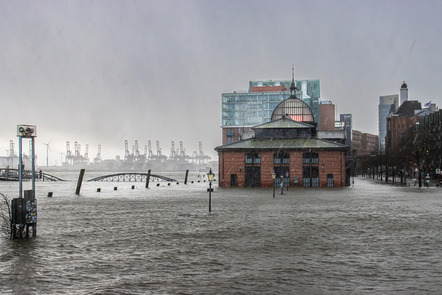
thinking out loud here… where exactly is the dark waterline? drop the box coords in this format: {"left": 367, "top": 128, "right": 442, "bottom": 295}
{"left": 1, "top": 176, "right": 441, "bottom": 294}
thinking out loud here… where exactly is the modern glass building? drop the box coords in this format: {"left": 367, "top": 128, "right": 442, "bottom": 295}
{"left": 378, "top": 94, "right": 399, "bottom": 151}
{"left": 221, "top": 80, "right": 320, "bottom": 144}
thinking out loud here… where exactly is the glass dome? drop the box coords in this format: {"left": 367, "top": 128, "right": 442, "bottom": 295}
{"left": 271, "top": 97, "right": 314, "bottom": 122}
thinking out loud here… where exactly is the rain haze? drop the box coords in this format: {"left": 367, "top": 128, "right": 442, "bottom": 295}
{"left": 1, "top": 0, "right": 441, "bottom": 165}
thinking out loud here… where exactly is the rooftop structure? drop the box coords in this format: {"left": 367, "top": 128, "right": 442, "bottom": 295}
{"left": 221, "top": 77, "right": 320, "bottom": 145}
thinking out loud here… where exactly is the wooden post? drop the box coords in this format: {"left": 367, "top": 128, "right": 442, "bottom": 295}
{"left": 145, "top": 169, "right": 151, "bottom": 188}
{"left": 75, "top": 169, "right": 85, "bottom": 195}
{"left": 184, "top": 169, "right": 189, "bottom": 185}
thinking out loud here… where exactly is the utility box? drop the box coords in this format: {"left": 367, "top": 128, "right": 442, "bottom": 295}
{"left": 12, "top": 198, "right": 37, "bottom": 225}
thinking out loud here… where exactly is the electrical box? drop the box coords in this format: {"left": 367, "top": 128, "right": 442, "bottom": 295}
{"left": 12, "top": 198, "right": 37, "bottom": 224}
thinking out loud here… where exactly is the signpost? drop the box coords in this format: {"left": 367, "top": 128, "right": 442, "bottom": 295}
{"left": 11, "top": 125, "right": 37, "bottom": 239}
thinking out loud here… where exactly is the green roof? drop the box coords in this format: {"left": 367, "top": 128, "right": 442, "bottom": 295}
{"left": 252, "top": 117, "right": 314, "bottom": 129}
{"left": 215, "top": 138, "right": 349, "bottom": 151}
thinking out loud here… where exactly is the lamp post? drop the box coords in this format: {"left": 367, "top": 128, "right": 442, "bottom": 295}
{"left": 272, "top": 170, "right": 276, "bottom": 198}
{"left": 415, "top": 122, "right": 422, "bottom": 187}
{"left": 207, "top": 168, "right": 215, "bottom": 211}
{"left": 280, "top": 174, "right": 284, "bottom": 194}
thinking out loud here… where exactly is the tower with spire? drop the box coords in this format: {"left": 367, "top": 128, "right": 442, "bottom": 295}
{"left": 290, "top": 65, "right": 298, "bottom": 98}
{"left": 400, "top": 81, "right": 408, "bottom": 105}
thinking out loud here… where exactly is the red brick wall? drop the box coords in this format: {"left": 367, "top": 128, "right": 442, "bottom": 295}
{"left": 319, "top": 151, "right": 346, "bottom": 187}
{"left": 218, "top": 150, "right": 346, "bottom": 188}
{"left": 217, "top": 151, "right": 243, "bottom": 187}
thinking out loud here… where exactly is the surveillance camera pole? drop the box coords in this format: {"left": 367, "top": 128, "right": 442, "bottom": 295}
{"left": 13, "top": 125, "right": 37, "bottom": 239}
{"left": 18, "top": 136, "right": 23, "bottom": 198}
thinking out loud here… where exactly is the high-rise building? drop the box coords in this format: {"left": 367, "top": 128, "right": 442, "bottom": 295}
{"left": 379, "top": 93, "right": 399, "bottom": 151}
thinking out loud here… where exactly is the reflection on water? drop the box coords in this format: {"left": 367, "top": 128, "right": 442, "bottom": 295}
{"left": 1, "top": 175, "right": 441, "bottom": 294}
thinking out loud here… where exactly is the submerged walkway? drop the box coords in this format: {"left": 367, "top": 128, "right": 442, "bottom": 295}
{"left": 0, "top": 168, "right": 65, "bottom": 181}
{"left": 87, "top": 172, "right": 177, "bottom": 183}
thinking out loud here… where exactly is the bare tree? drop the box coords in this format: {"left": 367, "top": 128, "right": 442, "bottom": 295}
{"left": 0, "top": 193, "right": 12, "bottom": 239}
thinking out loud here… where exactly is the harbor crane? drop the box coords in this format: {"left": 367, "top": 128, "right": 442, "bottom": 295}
{"left": 93, "top": 144, "right": 102, "bottom": 163}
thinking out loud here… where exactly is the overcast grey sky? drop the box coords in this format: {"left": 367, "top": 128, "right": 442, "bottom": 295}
{"left": 1, "top": 0, "right": 441, "bottom": 165}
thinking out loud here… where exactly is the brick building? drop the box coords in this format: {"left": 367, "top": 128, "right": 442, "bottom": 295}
{"left": 386, "top": 100, "right": 421, "bottom": 155}
{"left": 215, "top": 81, "right": 348, "bottom": 188}
{"left": 352, "top": 130, "right": 379, "bottom": 156}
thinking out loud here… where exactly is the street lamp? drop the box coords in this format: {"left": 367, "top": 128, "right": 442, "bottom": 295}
{"left": 272, "top": 170, "right": 276, "bottom": 198}
{"left": 415, "top": 122, "right": 422, "bottom": 187}
{"left": 280, "top": 174, "right": 284, "bottom": 195}
{"left": 207, "top": 168, "right": 215, "bottom": 211}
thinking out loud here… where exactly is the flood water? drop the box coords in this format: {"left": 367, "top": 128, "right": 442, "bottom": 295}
{"left": 1, "top": 172, "right": 441, "bottom": 294}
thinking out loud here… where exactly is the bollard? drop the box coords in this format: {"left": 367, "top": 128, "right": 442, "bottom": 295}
{"left": 75, "top": 169, "right": 86, "bottom": 195}
{"left": 156, "top": 183, "right": 160, "bottom": 187}
{"left": 145, "top": 169, "right": 151, "bottom": 188}
{"left": 47, "top": 192, "right": 53, "bottom": 197}
{"left": 97, "top": 188, "right": 101, "bottom": 192}
{"left": 131, "top": 185, "right": 135, "bottom": 189}
{"left": 168, "top": 183, "right": 170, "bottom": 186}
{"left": 114, "top": 187, "right": 118, "bottom": 191}
{"left": 184, "top": 169, "right": 189, "bottom": 185}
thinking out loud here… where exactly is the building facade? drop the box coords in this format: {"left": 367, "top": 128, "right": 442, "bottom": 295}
{"left": 319, "top": 102, "right": 336, "bottom": 131}
{"left": 386, "top": 100, "right": 422, "bottom": 156}
{"left": 340, "top": 114, "right": 353, "bottom": 154}
{"left": 394, "top": 109, "right": 441, "bottom": 182}
{"left": 352, "top": 130, "right": 379, "bottom": 156}
{"left": 417, "top": 109, "right": 442, "bottom": 175}
{"left": 378, "top": 94, "right": 399, "bottom": 151}
{"left": 216, "top": 117, "right": 348, "bottom": 188}
{"left": 379, "top": 82, "right": 408, "bottom": 151}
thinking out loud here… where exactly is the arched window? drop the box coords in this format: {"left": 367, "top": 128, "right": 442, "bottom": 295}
{"left": 271, "top": 98, "right": 314, "bottom": 122}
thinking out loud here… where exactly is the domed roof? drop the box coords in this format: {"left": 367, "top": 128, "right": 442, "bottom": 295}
{"left": 401, "top": 81, "right": 408, "bottom": 89}
{"left": 271, "top": 97, "right": 314, "bottom": 122}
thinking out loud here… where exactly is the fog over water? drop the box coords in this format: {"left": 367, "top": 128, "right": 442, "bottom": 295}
{"left": 1, "top": 1, "right": 442, "bottom": 164}
{"left": 1, "top": 176, "right": 441, "bottom": 294}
